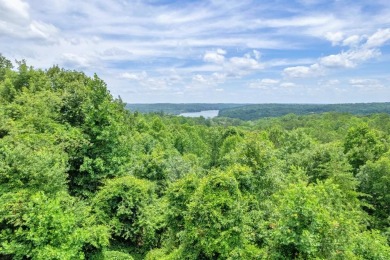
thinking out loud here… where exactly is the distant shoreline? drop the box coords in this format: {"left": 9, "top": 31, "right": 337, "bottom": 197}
{"left": 126, "top": 102, "right": 390, "bottom": 120}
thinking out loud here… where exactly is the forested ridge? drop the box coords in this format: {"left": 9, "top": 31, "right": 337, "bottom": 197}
{"left": 125, "top": 103, "right": 246, "bottom": 115}
{"left": 125, "top": 103, "right": 390, "bottom": 120}
{"left": 1, "top": 55, "right": 390, "bottom": 259}
{"left": 218, "top": 103, "right": 390, "bottom": 120}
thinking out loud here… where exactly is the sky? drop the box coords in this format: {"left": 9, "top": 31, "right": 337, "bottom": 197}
{"left": 1, "top": 0, "right": 390, "bottom": 103}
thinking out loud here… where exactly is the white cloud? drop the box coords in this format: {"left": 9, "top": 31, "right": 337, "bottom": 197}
{"left": 283, "top": 63, "right": 322, "bottom": 78}
{"left": 326, "top": 79, "right": 340, "bottom": 85}
{"left": 364, "top": 28, "right": 390, "bottom": 48}
{"left": 320, "top": 49, "right": 380, "bottom": 68}
{"left": 203, "top": 49, "right": 226, "bottom": 64}
{"left": 121, "top": 71, "right": 170, "bottom": 91}
{"left": 229, "top": 56, "right": 264, "bottom": 70}
{"left": 2, "top": 0, "right": 390, "bottom": 103}
{"left": 250, "top": 79, "right": 299, "bottom": 90}
{"left": 216, "top": 48, "right": 226, "bottom": 55}
{"left": 121, "top": 71, "right": 148, "bottom": 81}
{"left": 249, "top": 78, "right": 279, "bottom": 89}
{"left": 101, "top": 47, "right": 133, "bottom": 57}
{"left": 320, "top": 53, "right": 355, "bottom": 68}
{"left": 262, "top": 15, "right": 335, "bottom": 28}
{"left": 142, "top": 78, "right": 169, "bottom": 90}
{"left": 298, "top": 0, "right": 327, "bottom": 6}
{"left": 325, "top": 31, "right": 344, "bottom": 45}
{"left": 167, "top": 73, "right": 182, "bottom": 84}
{"left": 0, "top": 19, "right": 59, "bottom": 41}
{"left": 192, "top": 74, "right": 208, "bottom": 84}
{"left": 349, "top": 78, "right": 383, "bottom": 90}
{"left": 261, "top": 78, "right": 280, "bottom": 85}
{"left": 0, "top": 0, "right": 59, "bottom": 43}
{"left": 342, "top": 35, "right": 361, "bottom": 47}
{"left": 156, "top": 8, "right": 213, "bottom": 25}
{"left": 212, "top": 72, "right": 227, "bottom": 83}
{"left": 253, "top": 50, "right": 261, "bottom": 60}
{"left": 280, "top": 82, "right": 296, "bottom": 88}
{"left": 202, "top": 48, "right": 264, "bottom": 78}
{"left": 317, "top": 79, "right": 342, "bottom": 89}
{"left": 349, "top": 79, "right": 370, "bottom": 85}
{"left": 190, "top": 72, "right": 227, "bottom": 87}
{"left": 0, "top": 0, "right": 30, "bottom": 23}
{"left": 284, "top": 66, "right": 310, "bottom": 78}
{"left": 284, "top": 28, "right": 385, "bottom": 80}
{"left": 266, "top": 58, "right": 315, "bottom": 67}
{"left": 29, "top": 20, "right": 59, "bottom": 40}
{"left": 62, "top": 53, "right": 92, "bottom": 69}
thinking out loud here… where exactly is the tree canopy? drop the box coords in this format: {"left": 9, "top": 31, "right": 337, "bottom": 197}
{"left": 1, "top": 54, "right": 390, "bottom": 259}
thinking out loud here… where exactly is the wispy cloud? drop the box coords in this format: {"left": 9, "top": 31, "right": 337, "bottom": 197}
{"left": 283, "top": 64, "right": 323, "bottom": 78}
{"left": 284, "top": 28, "right": 390, "bottom": 79}
{"left": 1, "top": 0, "right": 390, "bottom": 103}
{"left": 203, "top": 49, "right": 226, "bottom": 64}
{"left": 349, "top": 78, "right": 384, "bottom": 90}
{"left": 365, "top": 28, "right": 390, "bottom": 48}
{"left": 249, "top": 78, "right": 280, "bottom": 89}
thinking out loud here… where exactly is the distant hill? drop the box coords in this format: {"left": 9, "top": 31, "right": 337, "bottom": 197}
{"left": 125, "top": 103, "right": 247, "bottom": 115}
{"left": 218, "top": 103, "right": 390, "bottom": 120}
{"left": 126, "top": 103, "right": 390, "bottom": 120}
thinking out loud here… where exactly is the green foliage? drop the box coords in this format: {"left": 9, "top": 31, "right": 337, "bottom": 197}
{"left": 344, "top": 124, "right": 387, "bottom": 173}
{"left": 180, "top": 171, "right": 245, "bottom": 259}
{"left": 265, "top": 181, "right": 364, "bottom": 259}
{"left": 91, "top": 250, "right": 134, "bottom": 260}
{"left": 103, "top": 250, "right": 134, "bottom": 259}
{"left": 5, "top": 90, "right": 63, "bottom": 133}
{"left": 165, "top": 174, "right": 200, "bottom": 244}
{"left": 93, "top": 176, "right": 160, "bottom": 252}
{"left": 0, "top": 54, "right": 13, "bottom": 72}
{"left": 218, "top": 102, "right": 390, "bottom": 120}
{"left": 0, "top": 191, "right": 109, "bottom": 259}
{"left": 219, "top": 135, "right": 243, "bottom": 163}
{"left": 357, "top": 155, "right": 390, "bottom": 231}
{"left": 222, "top": 132, "right": 275, "bottom": 173}
{"left": 45, "top": 68, "right": 132, "bottom": 197}
{"left": 131, "top": 144, "right": 178, "bottom": 194}
{"left": 173, "top": 125, "right": 210, "bottom": 159}
{"left": 281, "top": 128, "right": 314, "bottom": 155}
{"left": 0, "top": 74, "right": 17, "bottom": 103}
{"left": 144, "top": 248, "right": 169, "bottom": 260}
{"left": 352, "top": 230, "right": 390, "bottom": 259}
{"left": 1, "top": 55, "right": 390, "bottom": 259}
{"left": 290, "top": 142, "right": 358, "bottom": 193}
{"left": 0, "top": 139, "right": 67, "bottom": 194}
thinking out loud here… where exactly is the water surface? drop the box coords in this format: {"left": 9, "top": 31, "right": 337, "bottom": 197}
{"left": 179, "top": 110, "right": 219, "bottom": 118}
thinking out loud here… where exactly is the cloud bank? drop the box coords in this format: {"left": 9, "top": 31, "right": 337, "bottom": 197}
{"left": 1, "top": 0, "right": 390, "bottom": 103}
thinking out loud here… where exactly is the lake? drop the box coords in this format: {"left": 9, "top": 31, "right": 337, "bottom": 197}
{"left": 179, "top": 110, "right": 219, "bottom": 118}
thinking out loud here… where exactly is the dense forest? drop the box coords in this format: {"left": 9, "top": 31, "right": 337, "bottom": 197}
{"left": 126, "top": 103, "right": 390, "bottom": 120}
{"left": 125, "top": 103, "right": 246, "bottom": 115}
{"left": 218, "top": 103, "right": 390, "bottom": 120}
{"left": 1, "top": 55, "right": 390, "bottom": 259}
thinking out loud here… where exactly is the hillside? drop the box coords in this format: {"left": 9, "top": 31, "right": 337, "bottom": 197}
{"left": 126, "top": 103, "right": 390, "bottom": 120}
{"left": 218, "top": 103, "right": 390, "bottom": 120}
{"left": 1, "top": 55, "right": 390, "bottom": 259}
{"left": 125, "top": 103, "right": 246, "bottom": 115}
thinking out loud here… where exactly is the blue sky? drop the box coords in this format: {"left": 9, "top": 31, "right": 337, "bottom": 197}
{"left": 1, "top": 0, "right": 390, "bottom": 103}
